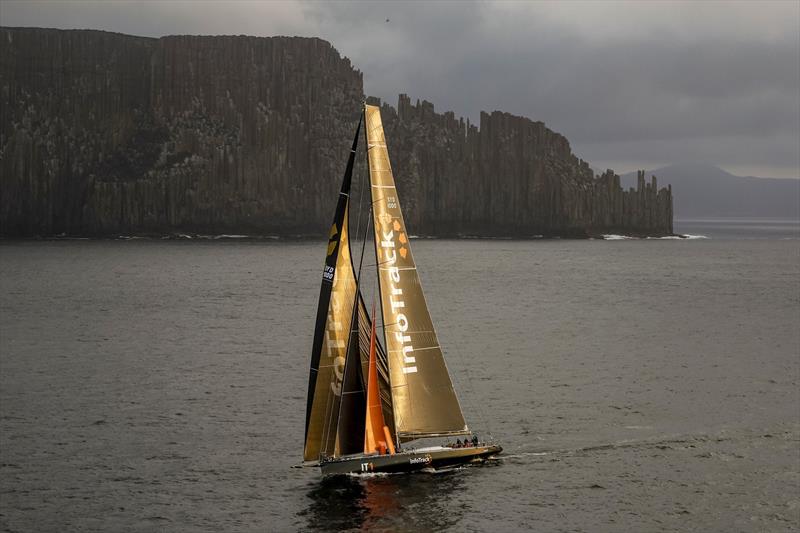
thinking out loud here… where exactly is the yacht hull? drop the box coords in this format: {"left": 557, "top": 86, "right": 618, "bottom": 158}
{"left": 319, "top": 445, "right": 502, "bottom": 476}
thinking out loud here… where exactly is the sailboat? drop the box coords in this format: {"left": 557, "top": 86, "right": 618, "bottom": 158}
{"left": 302, "top": 104, "right": 502, "bottom": 476}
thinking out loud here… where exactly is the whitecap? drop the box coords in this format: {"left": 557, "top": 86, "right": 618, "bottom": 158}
{"left": 345, "top": 471, "right": 394, "bottom": 478}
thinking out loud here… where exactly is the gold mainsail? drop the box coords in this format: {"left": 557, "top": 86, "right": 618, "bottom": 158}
{"left": 364, "top": 104, "right": 469, "bottom": 441}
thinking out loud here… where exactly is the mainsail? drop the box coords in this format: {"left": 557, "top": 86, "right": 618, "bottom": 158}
{"left": 364, "top": 104, "right": 469, "bottom": 441}
{"left": 303, "top": 120, "right": 361, "bottom": 461}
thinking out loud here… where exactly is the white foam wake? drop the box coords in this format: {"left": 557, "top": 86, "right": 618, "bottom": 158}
{"left": 603, "top": 234, "right": 709, "bottom": 240}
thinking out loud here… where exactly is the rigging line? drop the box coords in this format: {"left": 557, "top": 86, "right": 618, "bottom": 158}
{"left": 365, "top": 122, "right": 383, "bottom": 135}
{"left": 378, "top": 265, "right": 417, "bottom": 271}
{"left": 352, "top": 123, "right": 367, "bottom": 266}
{"left": 374, "top": 257, "right": 402, "bottom": 267}
{"left": 319, "top": 378, "right": 338, "bottom": 461}
{"left": 371, "top": 264, "right": 380, "bottom": 349}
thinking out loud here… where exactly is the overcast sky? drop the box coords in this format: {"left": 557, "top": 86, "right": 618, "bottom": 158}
{"left": 2, "top": 0, "right": 798, "bottom": 178}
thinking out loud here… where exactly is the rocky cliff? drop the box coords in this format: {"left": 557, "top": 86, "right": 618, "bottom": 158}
{"left": 0, "top": 27, "right": 672, "bottom": 237}
{"left": 375, "top": 96, "right": 672, "bottom": 237}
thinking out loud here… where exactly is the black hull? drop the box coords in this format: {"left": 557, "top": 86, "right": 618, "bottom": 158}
{"left": 319, "top": 445, "right": 502, "bottom": 476}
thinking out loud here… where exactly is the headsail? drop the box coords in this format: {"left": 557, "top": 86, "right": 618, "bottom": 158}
{"left": 304, "top": 119, "right": 361, "bottom": 461}
{"left": 364, "top": 104, "right": 469, "bottom": 442}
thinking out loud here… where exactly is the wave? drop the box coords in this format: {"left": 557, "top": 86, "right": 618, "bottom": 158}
{"left": 497, "top": 431, "right": 747, "bottom": 463}
{"left": 140, "top": 233, "right": 283, "bottom": 240}
{"left": 648, "top": 234, "right": 708, "bottom": 240}
{"left": 497, "top": 451, "right": 551, "bottom": 460}
{"left": 603, "top": 234, "right": 709, "bottom": 240}
{"left": 345, "top": 471, "right": 396, "bottom": 478}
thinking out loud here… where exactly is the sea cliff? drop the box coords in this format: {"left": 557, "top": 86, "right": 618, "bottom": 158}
{"left": 0, "top": 27, "right": 673, "bottom": 238}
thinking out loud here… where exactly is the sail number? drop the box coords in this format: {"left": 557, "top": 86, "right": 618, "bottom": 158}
{"left": 387, "top": 196, "right": 397, "bottom": 209}
{"left": 360, "top": 462, "right": 374, "bottom": 472}
{"left": 322, "top": 265, "right": 335, "bottom": 282}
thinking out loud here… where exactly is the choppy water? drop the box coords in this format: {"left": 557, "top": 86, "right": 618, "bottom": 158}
{"left": 1, "top": 221, "right": 798, "bottom": 531}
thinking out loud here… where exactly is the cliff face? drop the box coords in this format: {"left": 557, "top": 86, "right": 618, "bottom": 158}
{"left": 377, "top": 96, "right": 672, "bottom": 236}
{"left": 0, "top": 27, "right": 672, "bottom": 237}
{"left": 1, "top": 28, "right": 363, "bottom": 236}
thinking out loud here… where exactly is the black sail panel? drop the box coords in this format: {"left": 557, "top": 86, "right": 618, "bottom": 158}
{"left": 304, "top": 119, "right": 361, "bottom": 462}
{"left": 364, "top": 105, "right": 468, "bottom": 441}
{"left": 332, "top": 316, "right": 367, "bottom": 456}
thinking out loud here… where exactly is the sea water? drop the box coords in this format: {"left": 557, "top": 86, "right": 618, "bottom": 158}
{"left": 1, "top": 219, "right": 798, "bottom": 531}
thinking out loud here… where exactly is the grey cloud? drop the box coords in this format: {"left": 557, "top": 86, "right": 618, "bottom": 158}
{"left": 582, "top": 133, "right": 800, "bottom": 175}
{"left": 308, "top": 1, "right": 799, "bottom": 177}
{"left": 2, "top": 0, "right": 798, "bottom": 177}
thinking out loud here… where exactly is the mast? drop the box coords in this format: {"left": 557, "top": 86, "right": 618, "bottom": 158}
{"left": 364, "top": 104, "right": 469, "bottom": 442}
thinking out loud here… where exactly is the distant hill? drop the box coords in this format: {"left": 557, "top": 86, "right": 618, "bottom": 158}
{"left": 620, "top": 164, "right": 799, "bottom": 219}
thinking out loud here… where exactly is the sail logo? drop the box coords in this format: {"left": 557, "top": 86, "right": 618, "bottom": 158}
{"left": 322, "top": 223, "right": 338, "bottom": 283}
{"left": 326, "top": 272, "right": 347, "bottom": 397}
{"left": 380, "top": 217, "right": 417, "bottom": 375}
{"left": 327, "top": 223, "right": 339, "bottom": 257}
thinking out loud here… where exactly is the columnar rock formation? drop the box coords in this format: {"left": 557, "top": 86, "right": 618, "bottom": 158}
{"left": 0, "top": 27, "right": 673, "bottom": 237}
{"left": 375, "top": 95, "right": 672, "bottom": 236}
{"left": 1, "top": 28, "right": 363, "bottom": 236}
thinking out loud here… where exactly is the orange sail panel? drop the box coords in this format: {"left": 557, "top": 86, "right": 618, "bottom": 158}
{"left": 364, "top": 302, "right": 390, "bottom": 455}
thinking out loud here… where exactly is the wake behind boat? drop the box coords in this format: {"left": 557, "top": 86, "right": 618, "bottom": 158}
{"left": 301, "top": 104, "right": 501, "bottom": 475}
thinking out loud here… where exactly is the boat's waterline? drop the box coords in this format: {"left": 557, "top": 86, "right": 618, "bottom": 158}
{"left": 319, "top": 444, "right": 503, "bottom": 476}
